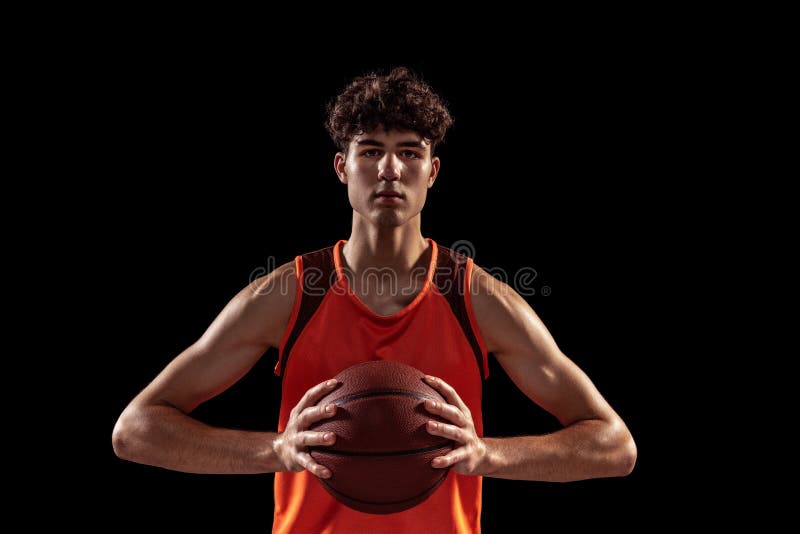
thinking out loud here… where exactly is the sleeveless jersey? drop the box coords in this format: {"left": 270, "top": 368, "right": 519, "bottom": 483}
{"left": 272, "top": 238, "right": 489, "bottom": 534}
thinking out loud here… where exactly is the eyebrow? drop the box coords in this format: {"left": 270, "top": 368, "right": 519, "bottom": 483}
{"left": 355, "top": 139, "right": 427, "bottom": 149}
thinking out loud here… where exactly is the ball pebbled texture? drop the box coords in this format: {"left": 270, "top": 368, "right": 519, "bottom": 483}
{"left": 309, "top": 360, "right": 455, "bottom": 514}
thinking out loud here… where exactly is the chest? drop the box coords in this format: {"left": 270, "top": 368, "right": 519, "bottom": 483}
{"left": 355, "top": 292, "right": 413, "bottom": 316}
{"left": 282, "top": 291, "right": 486, "bottom": 432}
{"left": 349, "top": 277, "right": 425, "bottom": 316}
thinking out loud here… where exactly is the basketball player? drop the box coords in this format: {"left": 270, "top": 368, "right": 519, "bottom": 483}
{"left": 113, "top": 67, "right": 636, "bottom": 533}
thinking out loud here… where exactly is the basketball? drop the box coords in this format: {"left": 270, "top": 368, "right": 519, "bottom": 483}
{"left": 309, "top": 360, "right": 454, "bottom": 514}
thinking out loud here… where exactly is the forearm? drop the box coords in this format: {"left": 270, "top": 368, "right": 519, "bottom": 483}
{"left": 481, "top": 419, "right": 636, "bottom": 482}
{"left": 112, "top": 403, "right": 284, "bottom": 474}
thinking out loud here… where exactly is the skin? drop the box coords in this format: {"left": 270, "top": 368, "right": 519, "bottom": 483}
{"left": 425, "top": 266, "right": 637, "bottom": 480}
{"left": 112, "top": 127, "right": 636, "bottom": 484}
{"left": 333, "top": 128, "right": 440, "bottom": 315}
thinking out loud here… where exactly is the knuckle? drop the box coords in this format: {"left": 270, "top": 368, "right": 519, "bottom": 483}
{"left": 293, "top": 412, "right": 306, "bottom": 430}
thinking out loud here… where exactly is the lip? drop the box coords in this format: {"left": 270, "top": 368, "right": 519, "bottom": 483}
{"left": 375, "top": 191, "right": 403, "bottom": 198}
{"left": 375, "top": 195, "right": 404, "bottom": 204}
{"left": 374, "top": 191, "right": 404, "bottom": 204}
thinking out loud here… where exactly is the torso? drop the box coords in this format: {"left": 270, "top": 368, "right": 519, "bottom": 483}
{"left": 272, "top": 238, "right": 488, "bottom": 533}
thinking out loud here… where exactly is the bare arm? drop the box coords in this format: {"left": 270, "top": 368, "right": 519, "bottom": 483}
{"left": 425, "top": 265, "right": 636, "bottom": 482}
{"left": 112, "top": 261, "right": 338, "bottom": 477}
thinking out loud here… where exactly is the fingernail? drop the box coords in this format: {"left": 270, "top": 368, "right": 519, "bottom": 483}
{"left": 320, "top": 468, "right": 331, "bottom": 478}
{"left": 326, "top": 379, "right": 337, "bottom": 387}
{"left": 325, "top": 404, "right": 335, "bottom": 413}
{"left": 324, "top": 432, "right": 333, "bottom": 441}
{"left": 430, "top": 421, "right": 439, "bottom": 430}
{"left": 425, "top": 375, "right": 436, "bottom": 382}
{"left": 427, "top": 400, "right": 437, "bottom": 409}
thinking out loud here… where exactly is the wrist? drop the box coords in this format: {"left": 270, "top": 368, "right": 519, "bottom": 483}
{"left": 264, "top": 432, "right": 287, "bottom": 472}
{"left": 479, "top": 437, "right": 504, "bottom": 476}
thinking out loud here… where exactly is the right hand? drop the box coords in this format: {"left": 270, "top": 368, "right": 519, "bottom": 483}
{"left": 272, "top": 379, "right": 339, "bottom": 478}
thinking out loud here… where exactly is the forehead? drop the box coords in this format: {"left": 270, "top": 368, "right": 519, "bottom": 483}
{"left": 351, "top": 129, "right": 430, "bottom": 148}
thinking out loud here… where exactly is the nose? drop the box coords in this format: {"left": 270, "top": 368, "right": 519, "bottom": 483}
{"left": 377, "top": 153, "right": 401, "bottom": 181}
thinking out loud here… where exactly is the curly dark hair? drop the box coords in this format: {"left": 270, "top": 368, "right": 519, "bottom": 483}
{"left": 325, "top": 67, "right": 453, "bottom": 153}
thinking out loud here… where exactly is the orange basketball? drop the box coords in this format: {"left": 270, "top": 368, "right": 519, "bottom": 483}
{"left": 309, "top": 361, "right": 454, "bottom": 514}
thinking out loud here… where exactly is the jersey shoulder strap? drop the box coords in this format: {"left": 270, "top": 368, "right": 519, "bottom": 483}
{"left": 433, "top": 245, "right": 489, "bottom": 379}
{"left": 277, "top": 245, "right": 337, "bottom": 377}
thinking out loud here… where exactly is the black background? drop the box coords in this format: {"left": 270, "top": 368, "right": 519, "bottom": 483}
{"left": 99, "top": 36, "right": 688, "bottom": 531}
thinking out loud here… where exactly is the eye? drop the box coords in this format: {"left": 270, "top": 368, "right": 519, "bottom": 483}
{"left": 400, "top": 150, "right": 420, "bottom": 159}
{"left": 361, "top": 149, "right": 381, "bottom": 157}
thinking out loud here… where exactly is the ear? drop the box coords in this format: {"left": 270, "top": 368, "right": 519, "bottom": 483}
{"left": 427, "top": 156, "right": 441, "bottom": 188}
{"left": 334, "top": 152, "right": 347, "bottom": 184}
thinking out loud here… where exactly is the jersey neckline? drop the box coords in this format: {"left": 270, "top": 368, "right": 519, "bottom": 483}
{"left": 332, "top": 237, "right": 438, "bottom": 320}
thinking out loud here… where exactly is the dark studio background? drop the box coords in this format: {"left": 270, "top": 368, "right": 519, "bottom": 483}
{"left": 101, "top": 38, "right": 684, "bottom": 531}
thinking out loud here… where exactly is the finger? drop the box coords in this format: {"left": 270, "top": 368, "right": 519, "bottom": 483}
{"left": 296, "top": 451, "right": 332, "bottom": 479}
{"left": 296, "top": 379, "right": 339, "bottom": 413}
{"left": 430, "top": 447, "right": 465, "bottom": 469}
{"left": 424, "top": 399, "right": 467, "bottom": 427}
{"left": 297, "top": 402, "right": 337, "bottom": 429}
{"left": 424, "top": 375, "right": 469, "bottom": 414}
{"left": 426, "top": 420, "right": 466, "bottom": 443}
{"left": 298, "top": 431, "right": 336, "bottom": 448}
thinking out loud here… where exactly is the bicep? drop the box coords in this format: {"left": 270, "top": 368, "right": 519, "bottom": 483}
{"left": 472, "top": 267, "right": 618, "bottom": 426}
{"left": 134, "top": 262, "right": 296, "bottom": 413}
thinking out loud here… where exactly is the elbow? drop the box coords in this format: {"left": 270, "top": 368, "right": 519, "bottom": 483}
{"left": 613, "top": 430, "right": 637, "bottom": 477}
{"left": 112, "top": 406, "right": 144, "bottom": 463}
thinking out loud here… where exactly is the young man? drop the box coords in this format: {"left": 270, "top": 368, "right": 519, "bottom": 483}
{"left": 113, "top": 67, "right": 636, "bottom": 533}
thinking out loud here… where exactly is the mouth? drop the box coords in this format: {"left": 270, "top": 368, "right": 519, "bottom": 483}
{"left": 374, "top": 191, "right": 404, "bottom": 204}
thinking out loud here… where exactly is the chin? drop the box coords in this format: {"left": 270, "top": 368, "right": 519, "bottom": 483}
{"left": 374, "top": 212, "right": 404, "bottom": 227}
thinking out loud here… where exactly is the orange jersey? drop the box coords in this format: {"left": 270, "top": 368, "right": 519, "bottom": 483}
{"left": 273, "top": 238, "right": 488, "bottom": 534}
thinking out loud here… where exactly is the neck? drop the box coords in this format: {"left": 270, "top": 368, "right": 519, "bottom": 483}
{"left": 343, "top": 214, "right": 429, "bottom": 275}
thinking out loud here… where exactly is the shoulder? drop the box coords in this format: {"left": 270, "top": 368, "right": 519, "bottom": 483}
{"left": 228, "top": 259, "right": 299, "bottom": 348}
{"left": 469, "top": 263, "right": 539, "bottom": 354}
{"left": 246, "top": 259, "right": 298, "bottom": 304}
{"left": 470, "top": 263, "right": 520, "bottom": 311}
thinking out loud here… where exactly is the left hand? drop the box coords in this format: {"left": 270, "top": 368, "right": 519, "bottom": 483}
{"left": 423, "top": 375, "right": 487, "bottom": 475}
